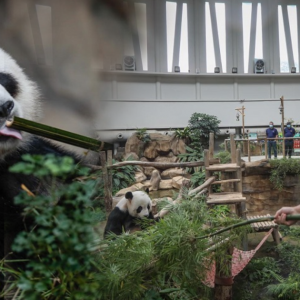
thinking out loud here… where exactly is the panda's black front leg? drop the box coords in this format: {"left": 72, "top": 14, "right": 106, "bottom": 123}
{"left": 103, "top": 207, "right": 128, "bottom": 238}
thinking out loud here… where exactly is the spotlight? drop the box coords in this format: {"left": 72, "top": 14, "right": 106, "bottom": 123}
{"left": 232, "top": 67, "right": 238, "bottom": 73}
{"left": 291, "top": 66, "right": 296, "bottom": 73}
{"left": 214, "top": 67, "right": 220, "bottom": 73}
{"left": 174, "top": 66, "right": 180, "bottom": 72}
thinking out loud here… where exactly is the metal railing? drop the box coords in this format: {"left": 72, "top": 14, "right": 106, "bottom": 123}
{"left": 224, "top": 136, "right": 299, "bottom": 162}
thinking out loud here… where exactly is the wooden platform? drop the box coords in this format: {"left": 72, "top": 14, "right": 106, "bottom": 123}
{"left": 207, "top": 192, "right": 246, "bottom": 204}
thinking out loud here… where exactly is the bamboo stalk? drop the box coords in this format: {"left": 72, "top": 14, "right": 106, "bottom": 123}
{"left": 9, "top": 116, "right": 112, "bottom": 152}
{"left": 197, "top": 215, "right": 300, "bottom": 240}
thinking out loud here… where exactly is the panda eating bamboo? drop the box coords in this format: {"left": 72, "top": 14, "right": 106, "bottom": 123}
{"left": 0, "top": 48, "right": 82, "bottom": 257}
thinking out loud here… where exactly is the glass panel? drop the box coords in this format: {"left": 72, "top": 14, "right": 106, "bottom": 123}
{"left": 288, "top": 5, "right": 299, "bottom": 72}
{"left": 278, "top": 5, "right": 289, "bottom": 72}
{"left": 254, "top": 3, "right": 263, "bottom": 60}
{"left": 205, "top": 2, "right": 216, "bottom": 73}
{"left": 215, "top": 2, "right": 226, "bottom": 72}
{"left": 123, "top": 2, "right": 134, "bottom": 57}
{"left": 36, "top": 5, "right": 53, "bottom": 66}
{"left": 242, "top": 2, "right": 252, "bottom": 73}
{"left": 135, "top": 3, "right": 148, "bottom": 70}
{"left": 166, "top": 1, "right": 177, "bottom": 72}
{"left": 179, "top": 3, "right": 189, "bottom": 72}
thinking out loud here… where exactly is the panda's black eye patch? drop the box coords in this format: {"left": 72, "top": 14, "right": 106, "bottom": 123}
{"left": 137, "top": 206, "right": 142, "bottom": 213}
{"left": 0, "top": 73, "right": 19, "bottom": 98}
{"left": 147, "top": 204, "right": 150, "bottom": 210}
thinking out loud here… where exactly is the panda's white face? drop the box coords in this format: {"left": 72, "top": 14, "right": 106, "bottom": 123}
{"left": 127, "top": 191, "right": 152, "bottom": 218}
{"left": 0, "top": 48, "right": 41, "bottom": 157}
{"left": 117, "top": 191, "right": 152, "bottom": 218}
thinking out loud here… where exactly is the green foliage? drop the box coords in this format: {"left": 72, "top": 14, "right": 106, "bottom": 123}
{"left": 178, "top": 145, "right": 203, "bottom": 173}
{"left": 269, "top": 158, "right": 300, "bottom": 190}
{"left": 190, "top": 170, "right": 206, "bottom": 188}
{"left": 9, "top": 153, "right": 88, "bottom": 180}
{"left": 188, "top": 113, "right": 221, "bottom": 150}
{"left": 215, "top": 150, "right": 231, "bottom": 164}
{"left": 2, "top": 154, "right": 102, "bottom": 300}
{"left": 174, "top": 127, "right": 191, "bottom": 141}
{"left": 94, "top": 198, "right": 248, "bottom": 300}
{"left": 110, "top": 159, "right": 137, "bottom": 194}
{"left": 233, "top": 257, "right": 282, "bottom": 300}
{"left": 265, "top": 241, "right": 300, "bottom": 299}
{"left": 136, "top": 127, "right": 151, "bottom": 143}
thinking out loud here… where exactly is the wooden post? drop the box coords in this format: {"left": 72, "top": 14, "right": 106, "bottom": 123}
{"left": 214, "top": 247, "right": 233, "bottom": 300}
{"left": 224, "top": 139, "right": 228, "bottom": 152}
{"left": 247, "top": 139, "right": 251, "bottom": 162}
{"left": 281, "top": 96, "right": 285, "bottom": 158}
{"left": 230, "top": 134, "right": 236, "bottom": 163}
{"left": 209, "top": 133, "right": 214, "bottom": 159}
{"left": 100, "top": 151, "right": 113, "bottom": 214}
{"left": 204, "top": 149, "right": 212, "bottom": 194}
{"left": 242, "top": 105, "right": 245, "bottom": 138}
{"left": 235, "top": 106, "right": 245, "bottom": 138}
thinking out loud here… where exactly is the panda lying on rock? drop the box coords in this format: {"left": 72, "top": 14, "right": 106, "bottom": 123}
{"left": 104, "top": 190, "right": 155, "bottom": 238}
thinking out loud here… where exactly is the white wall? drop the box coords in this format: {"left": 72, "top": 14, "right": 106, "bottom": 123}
{"left": 96, "top": 71, "right": 300, "bottom": 142}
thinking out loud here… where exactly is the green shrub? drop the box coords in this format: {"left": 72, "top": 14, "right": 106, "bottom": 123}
{"left": 188, "top": 113, "right": 221, "bottom": 150}
{"left": 269, "top": 158, "right": 300, "bottom": 190}
{"left": 1, "top": 154, "right": 101, "bottom": 300}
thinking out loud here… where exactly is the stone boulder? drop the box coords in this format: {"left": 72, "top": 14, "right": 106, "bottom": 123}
{"left": 124, "top": 152, "right": 139, "bottom": 161}
{"left": 154, "top": 154, "right": 178, "bottom": 163}
{"left": 135, "top": 171, "right": 147, "bottom": 183}
{"left": 170, "top": 137, "right": 186, "bottom": 156}
{"left": 150, "top": 169, "right": 161, "bottom": 191}
{"left": 125, "top": 133, "right": 145, "bottom": 157}
{"left": 161, "top": 167, "right": 188, "bottom": 179}
{"left": 172, "top": 176, "right": 188, "bottom": 189}
{"left": 144, "top": 141, "right": 158, "bottom": 160}
{"left": 115, "top": 183, "right": 145, "bottom": 196}
{"left": 159, "top": 179, "right": 173, "bottom": 190}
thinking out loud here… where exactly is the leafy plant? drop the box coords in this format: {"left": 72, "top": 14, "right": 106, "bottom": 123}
{"left": 190, "top": 170, "right": 206, "bottom": 188}
{"left": 265, "top": 240, "right": 300, "bottom": 299}
{"left": 2, "top": 154, "right": 102, "bottom": 300}
{"left": 136, "top": 128, "right": 151, "bottom": 143}
{"left": 269, "top": 158, "right": 300, "bottom": 190}
{"left": 178, "top": 145, "right": 203, "bottom": 173}
{"left": 233, "top": 257, "right": 282, "bottom": 300}
{"left": 174, "top": 127, "right": 191, "bottom": 142}
{"left": 188, "top": 113, "right": 221, "bottom": 150}
{"left": 215, "top": 150, "right": 231, "bottom": 164}
{"left": 110, "top": 159, "right": 137, "bottom": 194}
{"left": 94, "top": 196, "right": 249, "bottom": 300}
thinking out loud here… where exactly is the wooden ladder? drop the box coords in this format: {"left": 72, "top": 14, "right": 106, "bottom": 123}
{"left": 204, "top": 145, "right": 246, "bottom": 218}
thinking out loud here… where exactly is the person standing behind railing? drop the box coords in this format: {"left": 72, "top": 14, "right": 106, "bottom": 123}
{"left": 284, "top": 122, "right": 295, "bottom": 158}
{"left": 266, "top": 121, "right": 278, "bottom": 159}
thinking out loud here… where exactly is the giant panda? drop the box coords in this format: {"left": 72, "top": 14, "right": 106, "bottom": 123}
{"left": 104, "top": 190, "right": 154, "bottom": 237}
{"left": 0, "top": 48, "right": 84, "bottom": 258}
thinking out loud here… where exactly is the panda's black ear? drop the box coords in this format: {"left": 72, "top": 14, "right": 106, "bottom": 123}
{"left": 125, "top": 191, "right": 133, "bottom": 200}
{"left": 145, "top": 188, "right": 149, "bottom": 194}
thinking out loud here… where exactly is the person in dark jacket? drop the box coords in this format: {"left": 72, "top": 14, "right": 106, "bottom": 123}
{"left": 284, "top": 122, "right": 295, "bottom": 158}
{"left": 266, "top": 121, "right": 278, "bottom": 159}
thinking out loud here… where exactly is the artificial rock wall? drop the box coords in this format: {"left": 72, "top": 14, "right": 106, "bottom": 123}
{"left": 242, "top": 160, "right": 300, "bottom": 216}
